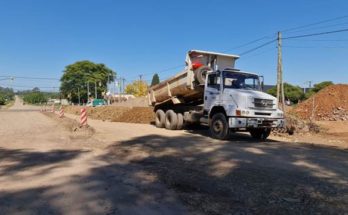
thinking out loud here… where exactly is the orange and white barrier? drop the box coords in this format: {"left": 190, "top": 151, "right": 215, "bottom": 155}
{"left": 59, "top": 106, "right": 64, "bottom": 118}
{"left": 80, "top": 108, "right": 87, "bottom": 126}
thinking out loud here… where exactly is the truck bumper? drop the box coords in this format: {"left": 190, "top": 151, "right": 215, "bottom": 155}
{"left": 229, "top": 117, "right": 285, "bottom": 129}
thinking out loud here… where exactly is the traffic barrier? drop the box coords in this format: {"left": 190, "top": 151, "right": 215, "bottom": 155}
{"left": 59, "top": 106, "right": 64, "bottom": 118}
{"left": 80, "top": 108, "right": 88, "bottom": 126}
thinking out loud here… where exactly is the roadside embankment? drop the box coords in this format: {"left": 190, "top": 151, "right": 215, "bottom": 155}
{"left": 63, "top": 106, "right": 155, "bottom": 124}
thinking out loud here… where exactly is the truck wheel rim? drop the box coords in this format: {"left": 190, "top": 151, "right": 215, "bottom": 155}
{"left": 213, "top": 120, "right": 223, "bottom": 133}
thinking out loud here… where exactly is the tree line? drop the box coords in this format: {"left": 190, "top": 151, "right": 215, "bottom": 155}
{"left": 266, "top": 81, "right": 333, "bottom": 103}
{"left": 0, "top": 87, "right": 15, "bottom": 105}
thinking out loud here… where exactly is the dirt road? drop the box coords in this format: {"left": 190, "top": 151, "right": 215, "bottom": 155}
{"left": 0, "top": 98, "right": 187, "bottom": 215}
{"left": 0, "top": 98, "right": 347, "bottom": 214}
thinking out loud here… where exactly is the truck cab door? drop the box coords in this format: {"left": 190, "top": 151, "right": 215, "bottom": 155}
{"left": 204, "top": 72, "right": 221, "bottom": 112}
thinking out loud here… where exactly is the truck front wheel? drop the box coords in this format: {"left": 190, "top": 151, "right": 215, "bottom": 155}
{"left": 155, "top": 109, "right": 165, "bottom": 128}
{"left": 210, "top": 113, "right": 230, "bottom": 140}
{"left": 249, "top": 128, "right": 271, "bottom": 140}
{"left": 165, "top": 110, "right": 178, "bottom": 130}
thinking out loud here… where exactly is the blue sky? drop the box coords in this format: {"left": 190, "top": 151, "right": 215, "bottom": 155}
{"left": 0, "top": 0, "right": 348, "bottom": 91}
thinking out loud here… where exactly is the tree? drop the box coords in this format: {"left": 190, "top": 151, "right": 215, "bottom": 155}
{"left": 267, "top": 83, "right": 304, "bottom": 103}
{"left": 22, "top": 91, "right": 47, "bottom": 104}
{"left": 125, "top": 80, "right": 148, "bottom": 97}
{"left": 151, "top": 73, "right": 160, "bottom": 86}
{"left": 305, "top": 81, "right": 333, "bottom": 99}
{"left": 60, "top": 61, "right": 116, "bottom": 103}
{"left": 0, "top": 87, "right": 14, "bottom": 105}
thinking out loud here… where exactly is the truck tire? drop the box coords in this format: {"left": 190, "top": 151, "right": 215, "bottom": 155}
{"left": 210, "top": 113, "right": 230, "bottom": 140}
{"left": 165, "top": 110, "right": 178, "bottom": 130}
{"left": 155, "top": 109, "right": 165, "bottom": 128}
{"left": 194, "top": 66, "right": 211, "bottom": 85}
{"left": 176, "top": 113, "right": 184, "bottom": 130}
{"left": 249, "top": 128, "right": 271, "bottom": 140}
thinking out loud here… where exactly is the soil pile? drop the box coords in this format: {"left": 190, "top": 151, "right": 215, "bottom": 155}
{"left": 64, "top": 106, "right": 154, "bottom": 124}
{"left": 293, "top": 84, "right": 348, "bottom": 121}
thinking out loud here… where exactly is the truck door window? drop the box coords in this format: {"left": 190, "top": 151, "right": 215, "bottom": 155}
{"left": 207, "top": 73, "right": 220, "bottom": 89}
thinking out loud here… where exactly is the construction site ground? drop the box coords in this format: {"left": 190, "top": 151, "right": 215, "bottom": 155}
{"left": 0, "top": 97, "right": 347, "bottom": 214}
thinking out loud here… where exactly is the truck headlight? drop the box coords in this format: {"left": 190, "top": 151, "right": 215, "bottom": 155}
{"left": 242, "top": 110, "right": 250, "bottom": 115}
{"left": 277, "top": 112, "right": 284, "bottom": 117}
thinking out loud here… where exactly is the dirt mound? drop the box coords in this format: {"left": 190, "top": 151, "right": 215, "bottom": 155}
{"left": 293, "top": 84, "right": 348, "bottom": 121}
{"left": 111, "top": 96, "right": 149, "bottom": 107}
{"left": 64, "top": 106, "right": 154, "bottom": 124}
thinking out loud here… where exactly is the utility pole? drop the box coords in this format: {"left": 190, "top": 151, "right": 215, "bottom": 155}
{"left": 118, "top": 78, "right": 122, "bottom": 102}
{"left": 277, "top": 31, "right": 285, "bottom": 111}
{"left": 122, "top": 78, "right": 125, "bottom": 94}
{"left": 87, "top": 82, "right": 90, "bottom": 103}
{"left": 77, "top": 87, "right": 81, "bottom": 105}
{"left": 95, "top": 81, "right": 97, "bottom": 99}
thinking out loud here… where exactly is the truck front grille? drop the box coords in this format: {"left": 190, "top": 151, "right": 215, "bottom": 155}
{"left": 254, "top": 98, "right": 274, "bottom": 109}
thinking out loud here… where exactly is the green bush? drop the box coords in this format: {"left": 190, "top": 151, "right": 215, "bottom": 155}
{"left": 23, "top": 92, "right": 48, "bottom": 104}
{"left": 267, "top": 83, "right": 304, "bottom": 103}
{"left": 0, "top": 95, "right": 6, "bottom": 105}
{"left": 0, "top": 87, "right": 14, "bottom": 105}
{"left": 304, "top": 81, "right": 333, "bottom": 99}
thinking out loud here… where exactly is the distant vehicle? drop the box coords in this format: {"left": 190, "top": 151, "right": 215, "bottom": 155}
{"left": 87, "top": 99, "right": 106, "bottom": 107}
{"left": 148, "top": 50, "right": 285, "bottom": 140}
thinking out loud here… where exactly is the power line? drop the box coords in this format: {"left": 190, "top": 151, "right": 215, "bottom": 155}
{"left": 281, "top": 15, "right": 348, "bottom": 33}
{"left": 283, "top": 28, "right": 348, "bottom": 40}
{"left": 238, "top": 39, "right": 277, "bottom": 56}
{"left": 285, "top": 38, "right": 348, "bottom": 42}
{"left": 223, "top": 36, "right": 273, "bottom": 52}
{"left": 283, "top": 45, "right": 348, "bottom": 49}
{"left": 284, "top": 21, "right": 348, "bottom": 34}
{"left": 0, "top": 75, "right": 60, "bottom": 81}
{"left": 0, "top": 84, "right": 59, "bottom": 89}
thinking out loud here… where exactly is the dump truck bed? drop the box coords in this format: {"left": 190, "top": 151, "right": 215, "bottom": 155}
{"left": 148, "top": 50, "right": 239, "bottom": 106}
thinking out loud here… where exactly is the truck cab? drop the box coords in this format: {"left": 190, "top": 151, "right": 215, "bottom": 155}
{"left": 204, "top": 68, "right": 284, "bottom": 139}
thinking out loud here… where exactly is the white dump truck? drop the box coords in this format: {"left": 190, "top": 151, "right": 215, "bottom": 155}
{"left": 148, "top": 50, "right": 285, "bottom": 140}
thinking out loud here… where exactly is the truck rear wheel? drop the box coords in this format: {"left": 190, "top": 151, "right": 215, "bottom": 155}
{"left": 210, "top": 113, "right": 230, "bottom": 140}
{"left": 176, "top": 113, "right": 184, "bottom": 130}
{"left": 165, "top": 110, "right": 178, "bottom": 130}
{"left": 155, "top": 109, "right": 165, "bottom": 128}
{"left": 249, "top": 128, "right": 271, "bottom": 140}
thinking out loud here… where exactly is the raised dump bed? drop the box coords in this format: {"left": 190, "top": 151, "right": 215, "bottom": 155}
{"left": 148, "top": 50, "right": 239, "bottom": 106}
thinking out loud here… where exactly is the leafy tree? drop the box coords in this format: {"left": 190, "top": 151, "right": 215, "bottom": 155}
{"left": 0, "top": 87, "right": 14, "bottom": 105}
{"left": 267, "top": 83, "right": 304, "bottom": 103}
{"left": 23, "top": 91, "right": 47, "bottom": 104}
{"left": 0, "top": 95, "right": 6, "bottom": 105}
{"left": 151, "top": 73, "right": 160, "bottom": 86}
{"left": 312, "top": 81, "right": 333, "bottom": 93}
{"left": 60, "top": 61, "right": 116, "bottom": 103}
{"left": 304, "top": 81, "right": 333, "bottom": 99}
{"left": 125, "top": 80, "right": 148, "bottom": 97}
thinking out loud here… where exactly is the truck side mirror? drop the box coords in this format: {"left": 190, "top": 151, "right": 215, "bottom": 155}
{"left": 261, "top": 81, "right": 264, "bottom": 91}
{"left": 259, "top": 76, "right": 264, "bottom": 91}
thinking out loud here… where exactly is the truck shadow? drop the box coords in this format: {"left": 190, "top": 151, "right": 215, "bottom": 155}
{"left": 96, "top": 134, "right": 348, "bottom": 214}
{"left": 1, "top": 135, "right": 347, "bottom": 214}
{"left": 183, "top": 124, "right": 278, "bottom": 143}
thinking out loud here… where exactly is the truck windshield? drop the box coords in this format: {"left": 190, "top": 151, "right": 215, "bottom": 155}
{"left": 223, "top": 71, "right": 260, "bottom": 90}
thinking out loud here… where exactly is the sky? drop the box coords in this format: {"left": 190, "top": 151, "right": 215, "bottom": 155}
{"left": 0, "top": 0, "right": 348, "bottom": 91}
